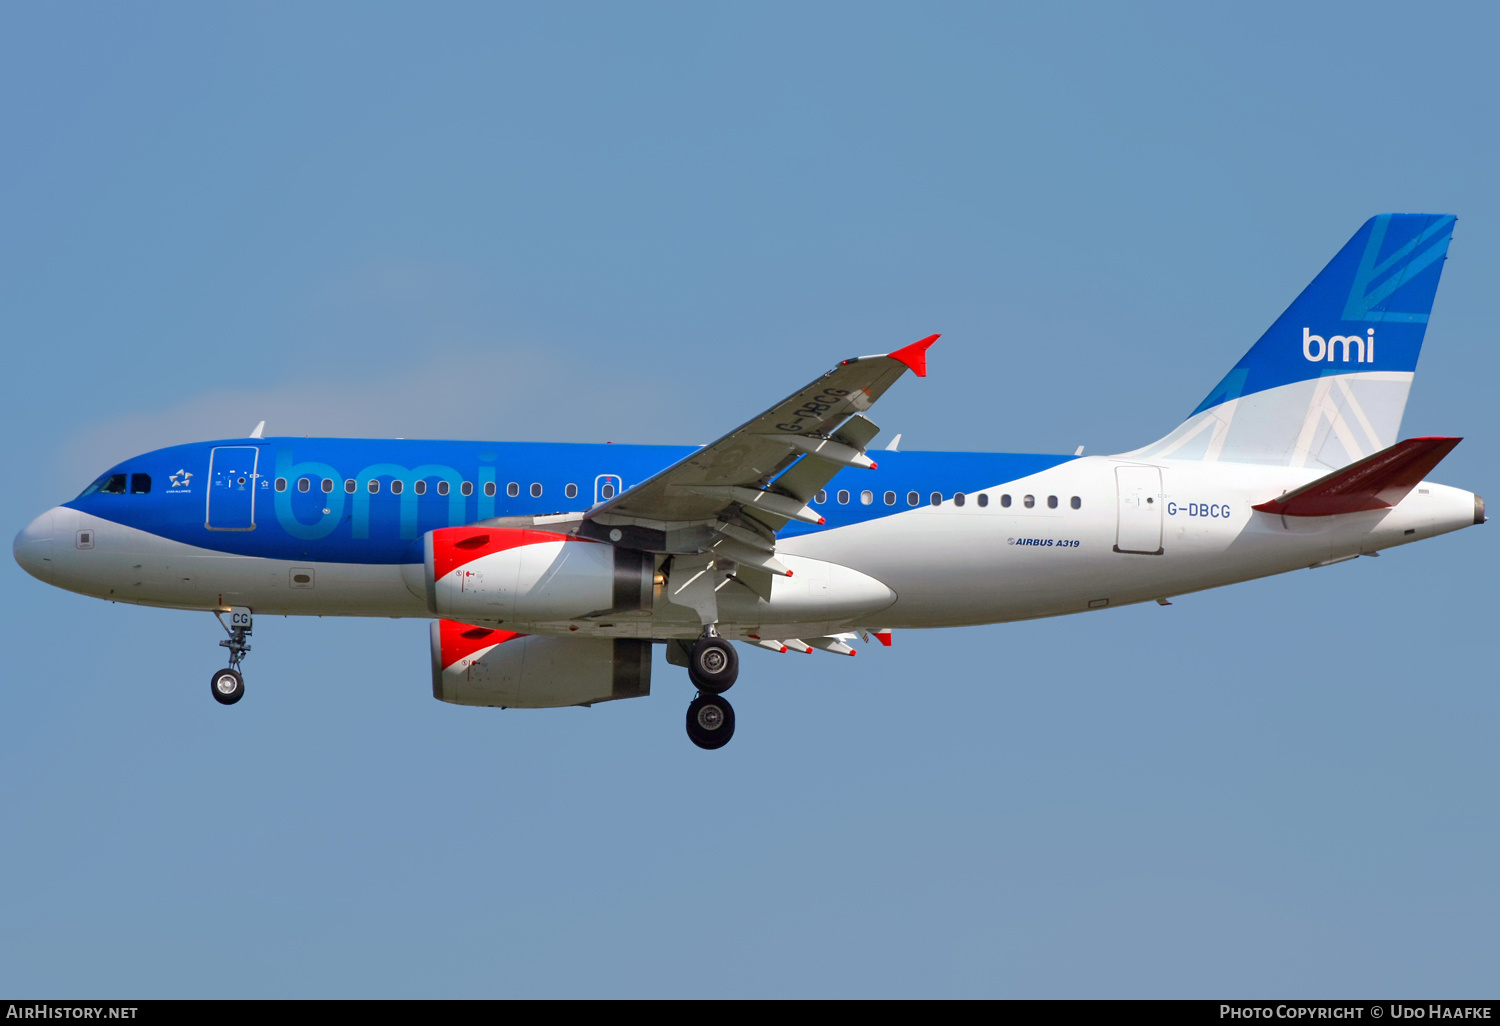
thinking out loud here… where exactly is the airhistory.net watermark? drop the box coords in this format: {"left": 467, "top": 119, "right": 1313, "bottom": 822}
{"left": 5, "top": 1007, "right": 137, "bottom": 1020}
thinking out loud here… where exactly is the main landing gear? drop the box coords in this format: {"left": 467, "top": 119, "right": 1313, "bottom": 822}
{"left": 684, "top": 631, "right": 738, "bottom": 750}
{"left": 686, "top": 692, "right": 735, "bottom": 750}
{"left": 210, "top": 607, "right": 252, "bottom": 706}
{"left": 687, "top": 634, "right": 738, "bottom": 694}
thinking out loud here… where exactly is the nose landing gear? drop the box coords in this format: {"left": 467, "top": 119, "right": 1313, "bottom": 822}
{"left": 211, "top": 667, "right": 244, "bottom": 705}
{"left": 211, "top": 607, "right": 252, "bottom": 706}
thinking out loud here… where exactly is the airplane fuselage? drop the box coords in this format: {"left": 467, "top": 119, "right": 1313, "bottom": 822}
{"left": 15, "top": 437, "right": 1481, "bottom": 639}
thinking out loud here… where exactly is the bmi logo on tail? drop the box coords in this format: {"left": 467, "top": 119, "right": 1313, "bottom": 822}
{"left": 1303, "top": 327, "right": 1375, "bottom": 363}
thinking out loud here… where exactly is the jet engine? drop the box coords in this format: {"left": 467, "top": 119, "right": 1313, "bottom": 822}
{"left": 422, "top": 526, "right": 651, "bottom": 623}
{"left": 430, "top": 619, "right": 651, "bottom": 708}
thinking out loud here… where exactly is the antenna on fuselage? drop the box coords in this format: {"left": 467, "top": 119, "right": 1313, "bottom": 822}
{"left": 249, "top": 421, "right": 265, "bottom": 438}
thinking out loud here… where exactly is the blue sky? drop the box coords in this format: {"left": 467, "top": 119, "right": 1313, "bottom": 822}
{"left": 2, "top": 2, "right": 1496, "bottom": 997}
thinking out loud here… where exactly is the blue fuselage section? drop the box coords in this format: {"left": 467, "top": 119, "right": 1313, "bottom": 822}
{"left": 67, "top": 438, "right": 1073, "bottom": 563}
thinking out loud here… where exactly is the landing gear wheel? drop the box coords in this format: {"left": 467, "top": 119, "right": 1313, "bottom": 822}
{"left": 211, "top": 668, "right": 244, "bottom": 706}
{"left": 688, "top": 637, "right": 738, "bottom": 693}
{"left": 686, "top": 693, "right": 736, "bottom": 750}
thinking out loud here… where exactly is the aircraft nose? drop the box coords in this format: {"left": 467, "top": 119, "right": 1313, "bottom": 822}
{"left": 13, "top": 507, "right": 59, "bottom": 583}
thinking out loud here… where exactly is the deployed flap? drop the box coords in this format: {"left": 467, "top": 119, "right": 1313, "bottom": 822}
{"left": 586, "top": 335, "right": 937, "bottom": 531}
{"left": 1252, "top": 436, "right": 1461, "bottom": 517}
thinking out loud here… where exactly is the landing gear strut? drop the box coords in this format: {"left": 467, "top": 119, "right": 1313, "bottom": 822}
{"left": 211, "top": 608, "right": 252, "bottom": 706}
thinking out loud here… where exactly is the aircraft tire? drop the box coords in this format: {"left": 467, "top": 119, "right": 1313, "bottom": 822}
{"left": 687, "top": 637, "right": 738, "bottom": 693}
{"left": 686, "top": 693, "right": 735, "bottom": 750}
{"left": 210, "top": 668, "right": 245, "bottom": 706}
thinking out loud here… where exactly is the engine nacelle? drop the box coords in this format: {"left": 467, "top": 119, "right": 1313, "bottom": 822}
{"left": 431, "top": 619, "right": 652, "bottom": 708}
{"left": 423, "top": 527, "right": 651, "bottom": 623}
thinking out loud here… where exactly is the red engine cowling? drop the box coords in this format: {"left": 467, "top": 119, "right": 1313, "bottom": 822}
{"left": 430, "top": 619, "right": 651, "bottom": 708}
{"left": 423, "top": 527, "right": 651, "bottom": 624}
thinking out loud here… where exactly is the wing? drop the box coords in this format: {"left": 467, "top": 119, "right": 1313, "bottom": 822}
{"left": 578, "top": 335, "right": 938, "bottom": 561}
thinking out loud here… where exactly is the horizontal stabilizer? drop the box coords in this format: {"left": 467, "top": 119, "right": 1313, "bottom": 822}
{"left": 1252, "top": 436, "right": 1461, "bottom": 517}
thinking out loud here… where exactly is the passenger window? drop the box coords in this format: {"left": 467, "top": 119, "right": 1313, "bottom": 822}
{"left": 955, "top": 493, "right": 966, "bottom": 507}
{"left": 461, "top": 481, "right": 473, "bottom": 496}
{"left": 930, "top": 492, "right": 942, "bottom": 506}
{"left": 1071, "top": 496, "right": 1081, "bottom": 509}
{"left": 1001, "top": 494, "right": 1011, "bottom": 508}
{"left": 530, "top": 483, "right": 542, "bottom": 498}
{"left": 344, "top": 479, "right": 356, "bottom": 494}
{"left": 100, "top": 474, "right": 128, "bottom": 495}
{"left": 131, "top": 474, "right": 152, "bottom": 494}
{"left": 368, "top": 480, "right": 380, "bottom": 494}
{"left": 484, "top": 482, "right": 496, "bottom": 497}
{"left": 437, "top": 481, "right": 450, "bottom": 496}
{"left": 565, "top": 483, "right": 578, "bottom": 499}
{"left": 600, "top": 483, "right": 615, "bottom": 498}
{"left": 837, "top": 490, "right": 850, "bottom": 504}
{"left": 414, "top": 480, "right": 427, "bottom": 495}
{"left": 977, "top": 493, "right": 989, "bottom": 507}
{"left": 815, "top": 490, "right": 827, "bottom": 504}
{"left": 860, "top": 490, "right": 874, "bottom": 505}
{"left": 507, "top": 482, "right": 519, "bottom": 497}
{"left": 1048, "top": 495, "right": 1058, "bottom": 509}
{"left": 884, "top": 491, "right": 896, "bottom": 505}
{"left": 391, "top": 480, "right": 403, "bottom": 495}
{"left": 1024, "top": 494, "right": 1035, "bottom": 508}
{"left": 321, "top": 479, "right": 334, "bottom": 493}
{"left": 907, "top": 491, "right": 919, "bottom": 506}
{"left": 274, "top": 478, "right": 286, "bottom": 492}
{"left": 298, "top": 478, "right": 311, "bottom": 493}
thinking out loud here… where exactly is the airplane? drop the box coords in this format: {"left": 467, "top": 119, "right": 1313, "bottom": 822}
{"left": 12, "top": 213, "right": 1483, "bottom": 750}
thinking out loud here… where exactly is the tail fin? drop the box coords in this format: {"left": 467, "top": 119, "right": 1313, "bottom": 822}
{"left": 1130, "top": 214, "right": 1456, "bottom": 469}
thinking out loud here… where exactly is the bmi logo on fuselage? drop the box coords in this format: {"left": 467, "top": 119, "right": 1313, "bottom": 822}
{"left": 1303, "top": 327, "right": 1375, "bottom": 364}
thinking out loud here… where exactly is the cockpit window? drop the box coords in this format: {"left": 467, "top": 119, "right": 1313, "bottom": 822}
{"left": 131, "top": 474, "right": 151, "bottom": 495}
{"left": 79, "top": 473, "right": 128, "bottom": 498}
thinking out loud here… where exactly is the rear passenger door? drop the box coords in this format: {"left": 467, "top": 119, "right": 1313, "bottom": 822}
{"left": 1114, "top": 465, "right": 1163, "bottom": 555}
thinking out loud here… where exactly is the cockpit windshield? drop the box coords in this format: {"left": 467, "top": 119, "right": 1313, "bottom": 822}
{"left": 77, "top": 473, "right": 128, "bottom": 498}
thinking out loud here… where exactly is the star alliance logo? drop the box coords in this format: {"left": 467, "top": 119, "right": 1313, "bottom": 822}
{"left": 169, "top": 469, "right": 194, "bottom": 490}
